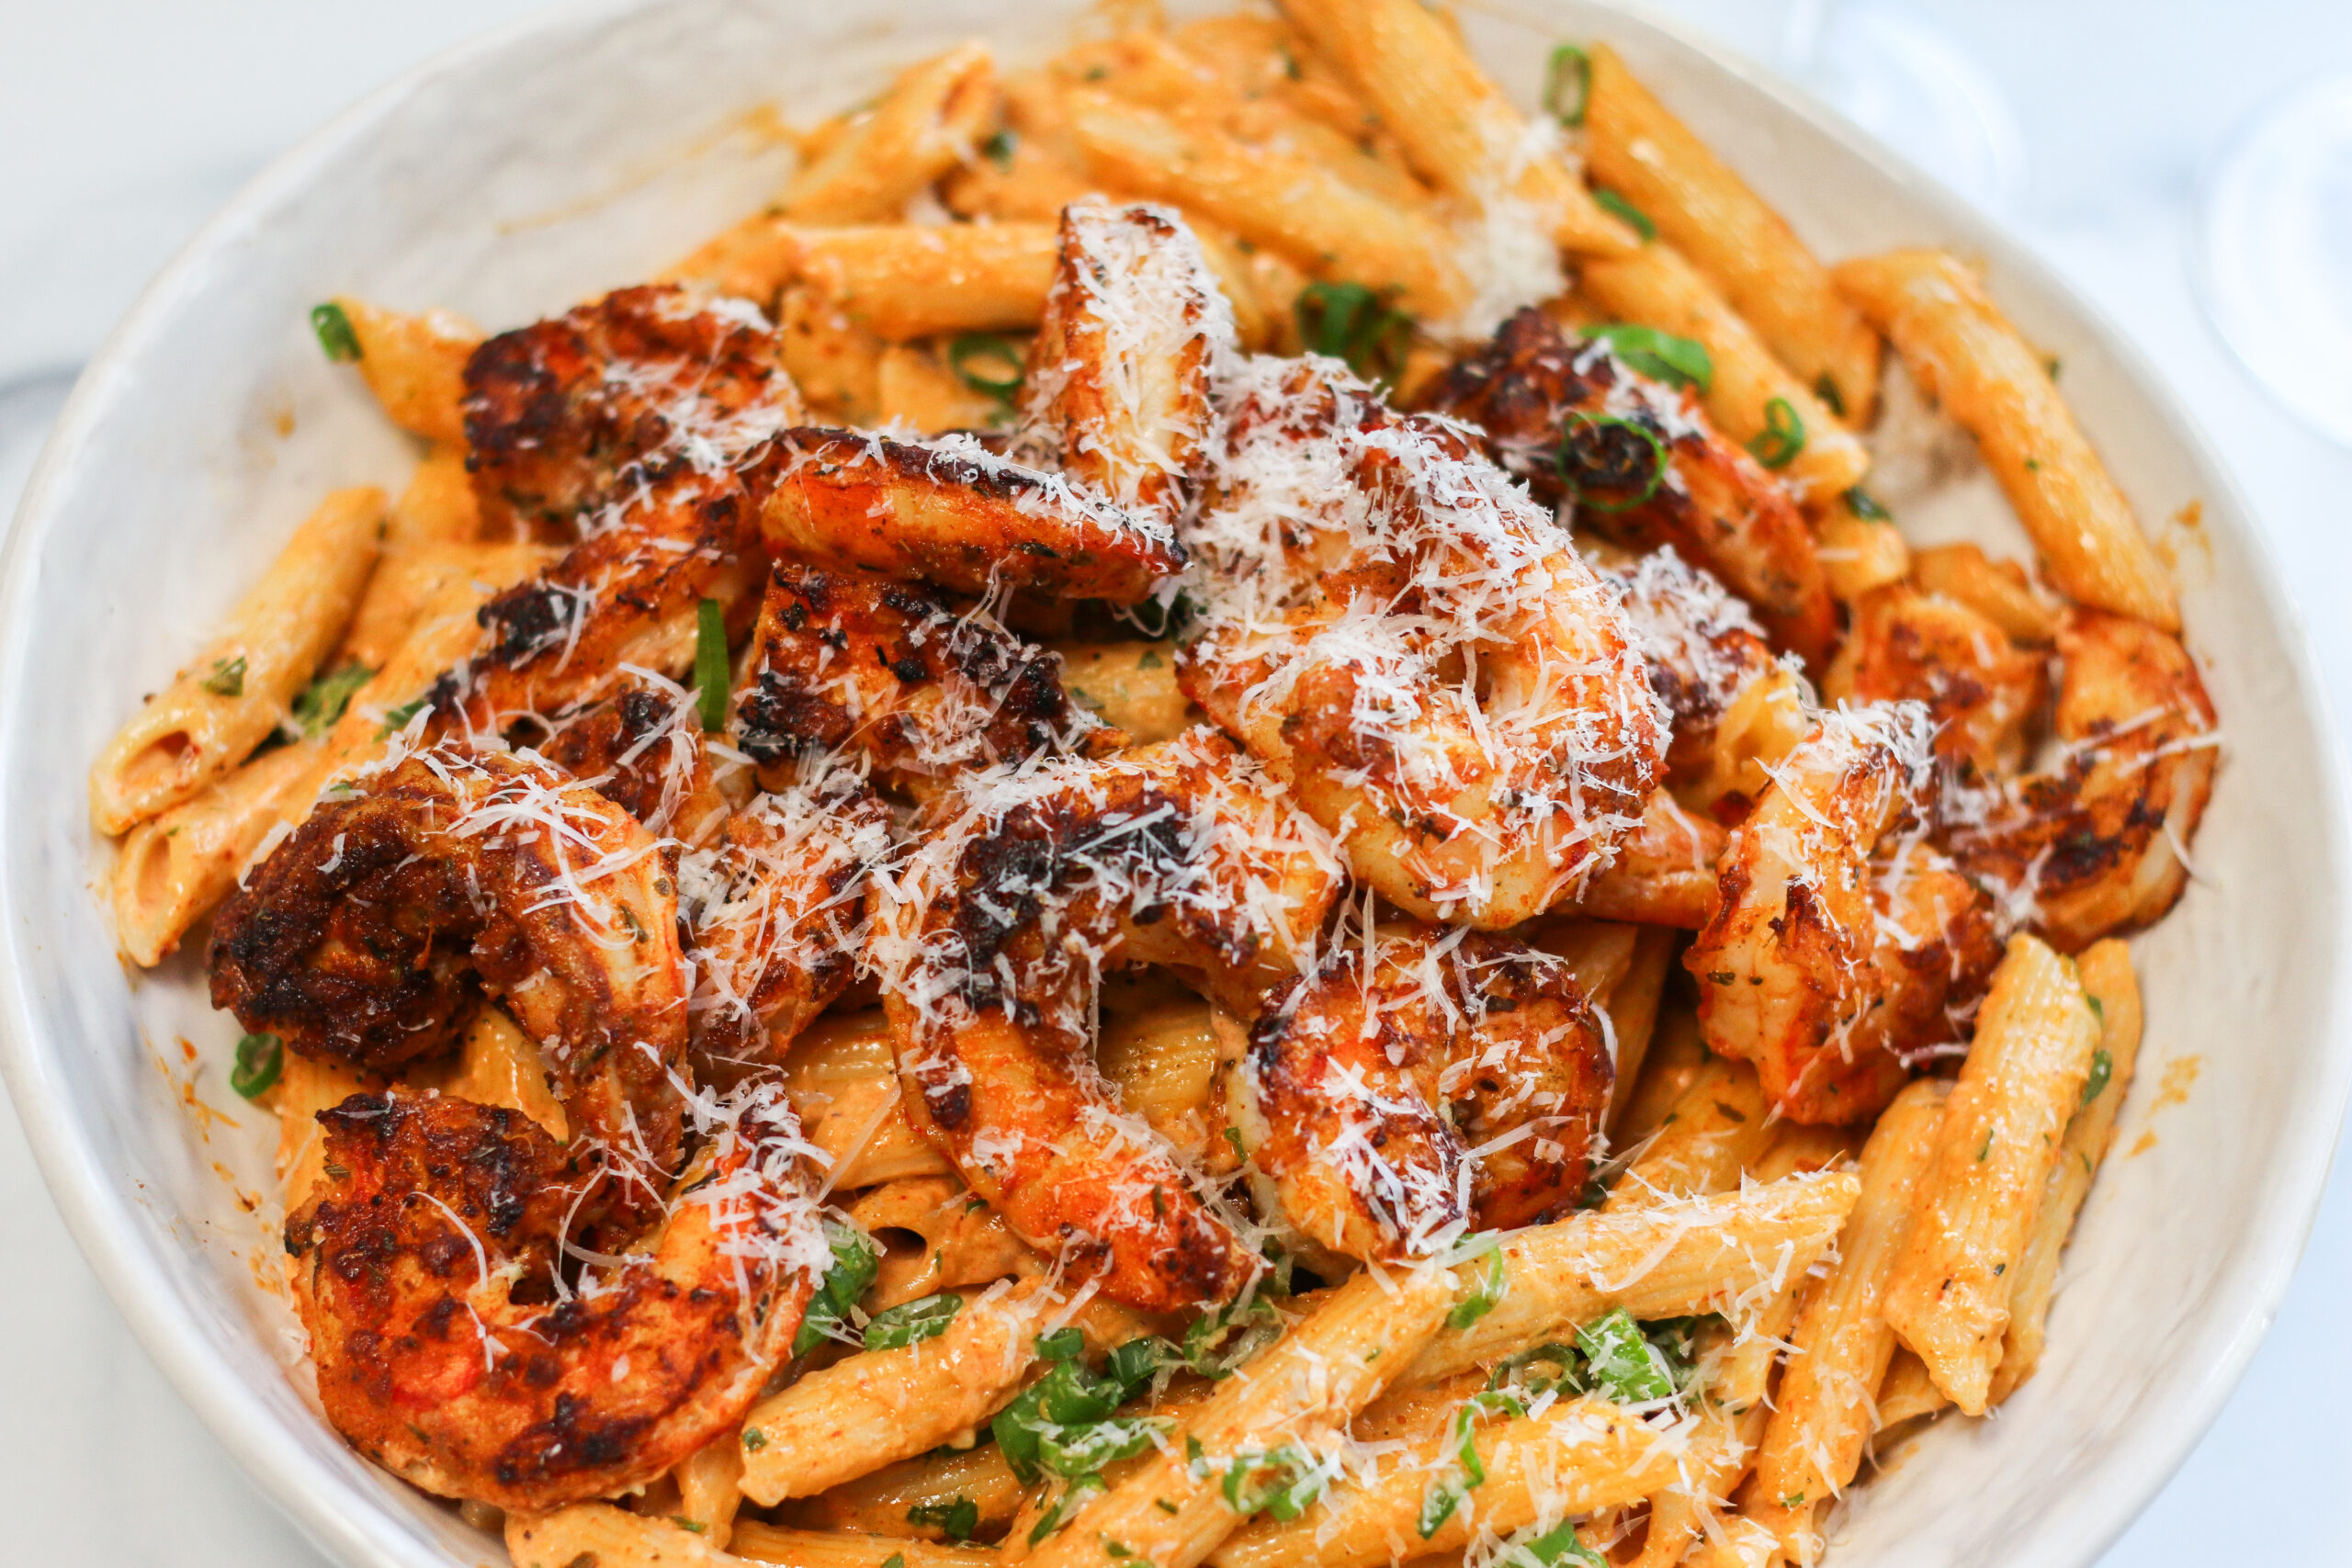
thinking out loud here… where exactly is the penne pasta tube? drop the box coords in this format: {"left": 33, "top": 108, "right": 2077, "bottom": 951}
{"left": 1833, "top": 248, "right": 2178, "bottom": 629}
{"left": 733, "top": 1520, "right": 999, "bottom": 1568}
{"left": 1603, "top": 1054, "right": 1773, "bottom": 1212}
{"left": 91, "top": 486, "right": 383, "bottom": 834}
{"left": 789, "top": 1439, "right": 1026, "bottom": 1539}
{"left": 781, "top": 43, "right": 999, "bottom": 224}
{"left": 1625, "top": 1400, "right": 1769, "bottom": 1568}
{"left": 673, "top": 1431, "right": 749, "bottom": 1549}
{"left": 737, "top": 1277, "right": 1057, "bottom": 1505}
{"left": 1577, "top": 242, "right": 1869, "bottom": 503}
{"left": 508, "top": 1505, "right": 996, "bottom": 1568}
{"left": 790, "top": 222, "right": 1058, "bottom": 340}
{"left": 1055, "top": 642, "right": 1195, "bottom": 746}
{"left": 402, "top": 1005, "right": 568, "bottom": 1141}
{"left": 273, "top": 1052, "right": 375, "bottom": 1215}
{"left": 778, "top": 288, "right": 888, "bottom": 424}
{"left": 1611, "top": 1002, "right": 1709, "bottom": 1145}
{"left": 1024, "top": 1263, "right": 1459, "bottom": 1568}
{"left": 383, "top": 443, "right": 481, "bottom": 548}
{"left": 1060, "top": 87, "right": 1466, "bottom": 319}
{"left": 338, "top": 537, "right": 545, "bottom": 676}
{"left": 1747, "top": 1078, "right": 1950, "bottom": 1561}
{"left": 1910, "top": 541, "right": 2063, "bottom": 645}
{"left": 1871, "top": 1346, "right": 1950, "bottom": 1430}
{"left": 876, "top": 342, "right": 1009, "bottom": 434}
{"left": 1602, "top": 928, "right": 1679, "bottom": 1123}
{"left": 1277, "top": 0, "right": 1638, "bottom": 258}
{"left": 1405, "top": 1171, "right": 1861, "bottom": 1387}
{"left": 1584, "top": 45, "right": 1880, "bottom": 423}
{"left": 331, "top": 299, "right": 481, "bottom": 444}
{"left": 1988, "top": 938, "right": 2143, "bottom": 1404}
{"left": 1883, "top": 934, "right": 2100, "bottom": 1415}
{"left": 111, "top": 738, "right": 322, "bottom": 967}
{"left": 1208, "top": 1396, "right": 1682, "bottom": 1568}
{"left": 1681, "top": 1516, "right": 1781, "bottom": 1568}
{"left": 1814, "top": 491, "right": 1913, "bottom": 605}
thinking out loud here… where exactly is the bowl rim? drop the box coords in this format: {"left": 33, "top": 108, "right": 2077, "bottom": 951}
{"left": 3, "top": 3, "right": 2347, "bottom": 1566}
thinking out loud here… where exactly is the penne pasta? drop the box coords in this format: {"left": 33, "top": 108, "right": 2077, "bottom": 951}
{"left": 788, "top": 1439, "right": 1026, "bottom": 1539}
{"left": 1872, "top": 1346, "right": 1950, "bottom": 1431}
{"left": 1054, "top": 642, "right": 1195, "bottom": 746}
{"left": 1910, "top": 541, "right": 2063, "bottom": 645}
{"left": 1746, "top": 1078, "right": 1951, "bottom": 1560}
{"left": 788, "top": 222, "right": 1059, "bottom": 340}
{"left": 509, "top": 1505, "right": 997, "bottom": 1568}
{"left": 91, "top": 486, "right": 382, "bottom": 834}
{"left": 673, "top": 1432, "right": 750, "bottom": 1549}
{"left": 1584, "top": 45, "right": 1880, "bottom": 423}
{"left": 1987, "top": 938, "right": 2143, "bottom": 1404}
{"left": 781, "top": 43, "right": 999, "bottom": 225}
{"left": 1625, "top": 1401, "right": 1769, "bottom": 1568}
{"left": 1278, "top": 0, "right": 1637, "bottom": 257}
{"left": 332, "top": 299, "right": 481, "bottom": 443}
{"left": 1603, "top": 1053, "right": 1773, "bottom": 1211}
{"left": 1834, "top": 248, "right": 2179, "bottom": 629}
{"left": 877, "top": 341, "right": 1009, "bottom": 434}
{"left": 111, "top": 738, "right": 322, "bottom": 967}
{"left": 733, "top": 1520, "right": 999, "bottom": 1568}
{"left": 1577, "top": 241, "right": 1870, "bottom": 503}
{"left": 1611, "top": 1002, "right": 1711, "bottom": 1145}
{"left": 1883, "top": 934, "right": 2101, "bottom": 1415}
{"left": 782, "top": 1010, "right": 956, "bottom": 1188}
{"left": 1814, "top": 491, "right": 1914, "bottom": 605}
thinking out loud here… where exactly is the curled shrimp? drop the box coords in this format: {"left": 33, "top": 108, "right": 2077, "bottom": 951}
{"left": 729, "top": 559, "right": 1118, "bottom": 799}
{"left": 211, "top": 744, "right": 689, "bottom": 1218}
{"left": 283, "top": 1082, "right": 823, "bottom": 1510}
{"left": 1423, "top": 307, "right": 1837, "bottom": 665}
{"left": 761, "top": 427, "right": 1188, "bottom": 604}
{"left": 539, "top": 671, "right": 749, "bottom": 846}
{"left": 1603, "top": 545, "right": 1804, "bottom": 795}
{"left": 1233, "top": 922, "right": 1611, "bottom": 1261}
{"left": 1179, "top": 355, "right": 1665, "bottom": 929}
{"left": 870, "top": 727, "right": 1343, "bottom": 1312}
{"left": 1824, "top": 582, "right": 2049, "bottom": 780}
{"left": 1687, "top": 704, "right": 2001, "bottom": 1122}
{"left": 1947, "top": 607, "right": 2218, "bottom": 950}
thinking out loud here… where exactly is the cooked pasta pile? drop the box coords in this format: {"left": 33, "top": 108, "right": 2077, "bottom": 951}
{"left": 92, "top": 7, "right": 2218, "bottom": 1567}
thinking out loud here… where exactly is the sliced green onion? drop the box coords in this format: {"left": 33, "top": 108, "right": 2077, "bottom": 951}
{"left": 231, "top": 1032, "right": 283, "bottom": 1100}
{"left": 794, "top": 1222, "right": 880, "bottom": 1356}
{"left": 1446, "top": 1244, "right": 1508, "bottom": 1330}
{"left": 905, "top": 1498, "right": 979, "bottom": 1541}
{"left": 1813, "top": 372, "right": 1847, "bottom": 419}
{"left": 2080, "top": 1045, "right": 2114, "bottom": 1108}
{"left": 949, "top": 333, "right": 1025, "bottom": 398}
{"left": 1575, "top": 1309, "right": 1677, "bottom": 1404}
{"left": 1843, "top": 485, "right": 1891, "bottom": 521}
{"left": 1495, "top": 1519, "right": 1607, "bottom": 1568}
{"left": 1035, "top": 1326, "right": 1086, "bottom": 1362}
{"left": 377, "top": 694, "right": 429, "bottom": 737}
{"left": 980, "top": 128, "right": 1018, "bottom": 170}
{"left": 863, "top": 1290, "right": 963, "bottom": 1351}
{"left": 1593, "top": 187, "right": 1655, "bottom": 242}
{"left": 1587, "top": 322, "right": 1713, "bottom": 393}
{"left": 1746, "top": 396, "right": 1807, "bottom": 469}
{"left": 694, "top": 597, "right": 729, "bottom": 733}
{"left": 201, "top": 656, "right": 246, "bottom": 698}
{"left": 288, "top": 660, "right": 374, "bottom": 739}
{"left": 1220, "top": 1443, "right": 1326, "bottom": 1521}
{"left": 1027, "top": 1475, "right": 1106, "bottom": 1547}
{"left": 1556, "top": 411, "right": 1668, "bottom": 513}
{"left": 311, "top": 302, "right": 361, "bottom": 363}
{"left": 1295, "top": 281, "right": 1415, "bottom": 389}
{"left": 1544, "top": 44, "right": 1592, "bottom": 126}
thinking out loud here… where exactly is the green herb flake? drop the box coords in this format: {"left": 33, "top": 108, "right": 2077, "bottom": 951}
{"left": 1036, "top": 1326, "right": 1087, "bottom": 1362}
{"left": 1295, "top": 281, "right": 1415, "bottom": 389}
{"left": 1447, "top": 1243, "right": 1508, "bottom": 1331}
{"left": 1977, "top": 1131, "right": 1995, "bottom": 1162}
{"left": 906, "top": 1497, "right": 980, "bottom": 1541}
{"left": 1574, "top": 1309, "right": 1677, "bottom": 1404}
{"left": 1593, "top": 187, "right": 1655, "bottom": 242}
{"left": 864, "top": 1291, "right": 965, "bottom": 1351}
{"left": 741, "top": 1428, "right": 768, "bottom": 1451}
{"left": 230, "top": 1032, "right": 283, "bottom": 1100}
{"left": 882, "top": 1555, "right": 907, "bottom": 1568}
{"left": 1025, "top": 1475, "right": 1106, "bottom": 1547}
{"left": 981, "top": 128, "right": 1019, "bottom": 169}
{"left": 1843, "top": 485, "right": 1891, "bottom": 521}
{"left": 694, "top": 597, "right": 729, "bottom": 731}
{"left": 1587, "top": 322, "right": 1713, "bottom": 393}
{"left": 1544, "top": 44, "right": 1591, "bottom": 126}
{"left": 2086, "top": 993, "right": 2106, "bottom": 1027}
{"left": 1494, "top": 1518, "right": 1604, "bottom": 1568}
{"left": 1746, "top": 396, "right": 1807, "bottom": 469}
{"left": 1154, "top": 1498, "right": 1179, "bottom": 1515}
{"left": 1814, "top": 372, "right": 1847, "bottom": 419}
{"left": 201, "top": 656, "right": 247, "bottom": 698}
{"left": 793, "top": 1222, "right": 880, "bottom": 1356}
{"left": 311, "top": 301, "right": 362, "bottom": 363}
{"left": 950, "top": 333, "right": 1026, "bottom": 399}
{"left": 670, "top": 1517, "right": 707, "bottom": 1535}
{"left": 2080, "top": 1046, "right": 2114, "bottom": 1108}
{"left": 377, "top": 694, "right": 429, "bottom": 738}
{"left": 287, "top": 660, "right": 374, "bottom": 739}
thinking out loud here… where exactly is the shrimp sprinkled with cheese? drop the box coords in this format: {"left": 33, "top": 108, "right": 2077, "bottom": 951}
{"left": 538, "top": 670, "right": 748, "bottom": 846}
{"left": 1947, "top": 608, "right": 2218, "bottom": 950}
{"left": 1687, "top": 703, "right": 2001, "bottom": 1122}
{"left": 870, "top": 728, "right": 1342, "bottom": 1312}
{"left": 210, "top": 745, "right": 690, "bottom": 1219}
{"left": 1235, "top": 922, "right": 1611, "bottom": 1260}
{"left": 283, "top": 1082, "right": 825, "bottom": 1511}
{"left": 1825, "top": 583, "right": 2049, "bottom": 781}
{"left": 1179, "top": 355, "right": 1666, "bottom": 930}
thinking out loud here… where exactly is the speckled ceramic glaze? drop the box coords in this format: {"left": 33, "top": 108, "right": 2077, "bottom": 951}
{"left": 0, "top": 3, "right": 2344, "bottom": 1565}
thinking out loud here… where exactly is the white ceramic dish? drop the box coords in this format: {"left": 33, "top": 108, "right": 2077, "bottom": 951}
{"left": 2, "top": 3, "right": 2345, "bottom": 1565}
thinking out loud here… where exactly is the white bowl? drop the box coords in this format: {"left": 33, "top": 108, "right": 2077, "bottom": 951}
{"left": 2, "top": 3, "right": 2345, "bottom": 1565}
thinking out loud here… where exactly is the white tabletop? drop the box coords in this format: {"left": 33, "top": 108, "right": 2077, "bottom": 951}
{"left": 4, "top": 2, "right": 2347, "bottom": 1562}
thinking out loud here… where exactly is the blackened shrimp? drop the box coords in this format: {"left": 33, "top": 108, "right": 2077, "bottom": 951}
{"left": 1014, "top": 199, "right": 1230, "bottom": 526}
{"left": 540, "top": 671, "right": 749, "bottom": 846}
{"left": 1824, "top": 583, "right": 2049, "bottom": 781}
{"left": 283, "top": 1084, "right": 825, "bottom": 1511}
{"left": 1687, "top": 704, "right": 2001, "bottom": 1122}
{"left": 462, "top": 284, "right": 802, "bottom": 536}
{"left": 1178, "top": 355, "right": 1665, "bottom": 930}
{"left": 679, "top": 757, "right": 897, "bottom": 1079}
{"left": 761, "top": 428, "right": 1188, "bottom": 604}
{"left": 211, "top": 745, "right": 689, "bottom": 1216}
{"left": 869, "top": 728, "right": 1343, "bottom": 1312}
{"left": 1423, "top": 307, "right": 1837, "bottom": 665}
{"left": 1947, "top": 608, "right": 2218, "bottom": 950}
{"left": 1234, "top": 923, "right": 1611, "bottom": 1261}
{"left": 729, "top": 560, "right": 1118, "bottom": 799}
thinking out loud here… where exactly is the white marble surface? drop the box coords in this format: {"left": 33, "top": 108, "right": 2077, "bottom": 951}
{"left": 2, "top": 1, "right": 2347, "bottom": 1563}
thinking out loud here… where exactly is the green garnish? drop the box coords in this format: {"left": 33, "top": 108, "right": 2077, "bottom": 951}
{"left": 1555, "top": 411, "right": 1668, "bottom": 513}
{"left": 694, "top": 597, "right": 729, "bottom": 732}
{"left": 1587, "top": 322, "right": 1713, "bottom": 392}
{"left": 981, "top": 129, "right": 1019, "bottom": 169}
{"left": 378, "top": 695, "right": 429, "bottom": 737}
{"left": 1843, "top": 485, "right": 1891, "bottom": 521}
{"left": 949, "top": 333, "right": 1026, "bottom": 399}
{"left": 1544, "top": 44, "right": 1591, "bottom": 125}
{"left": 2081, "top": 1046, "right": 2114, "bottom": 1108}
{"left": 230, "top": 1032, "right": 283, "bottom": 1100}
{"left": 287, "top": 660, "right": 374, "bottom": 739}
{"left": 1218, "top": 1443, "right": 1326, "bottom": 1522}
{"left": 1593, "top": 188, "right": 1655, "bottom": 242}
{"left": 793, "top": 1222, "right": 879, "bottom": 1356}
{"left": 1575, "top": 1309, "right": 1679, "bottom": 1404}
{"left": 1026, "top": 1475, "right": 1107, "bottom": 1546}
{"left": 1747, "top": 396, "right": 1806, "bottom": 469}
{"left": 1035, "top": 1326, "right": 1086, "bottom": 1362}
{"left": 742, "top": 1429, "right": 768, "bottom": 1451}
{"left": 311, "top": 302, "right": 362, "bottom": 363}
{"left": 1447, "top": 1242, "right": 1508, "bottom": 1330}
{"left": 2086, "top": 993, "right": 2106, "bottom": 1027}
{"left": 906, "top": 1497, "right": 980, "bottom": 1541}
{"left": 201, "top": 656, "right": 247, "bottom": 698}
{"left": 864, "top": 1292, "right": 964, "bottom": 1351}
{"left": 882, "top": 1556, "right": 907, "bottom": 1568}
{"left": 1494, "top": 1518, "right": 1606, "bottom": 1568}
{"left": 1813, "top": 373, "right": 1847, "bottom": 418}
{"left": 1295, "top": 281, "right": 1414, "bottom": 389}
{"left": 994, "top": 1343, "right": 1159, "bottom": 1483}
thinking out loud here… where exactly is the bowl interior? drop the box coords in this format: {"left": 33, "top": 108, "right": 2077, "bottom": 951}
{"left": 2, "top": 3, "right": 2342, "bottom": 1566}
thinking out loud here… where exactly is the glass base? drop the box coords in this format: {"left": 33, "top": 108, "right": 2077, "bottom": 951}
{"left": 1798, "top": 2, "right": 2027, "bottom": 216}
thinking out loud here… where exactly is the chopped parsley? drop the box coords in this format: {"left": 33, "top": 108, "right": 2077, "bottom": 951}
{"left": 1447, "top": 1240, "right": 1509, "bottom": 1330}
{"left": 1593, "top": 187, "right": 1655, "bottom": 242}
{"left": 286, "top": 660, "right": 374, "bottom": 740}
{"left": 2081, "top": 1046, "right": 2114, "bottom": 1108}
{"left": 200, "top": 656, "right": 247, "bottom": 698}
{"left": 905, "top": 1497, "right": 979, "bottom": 1540}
